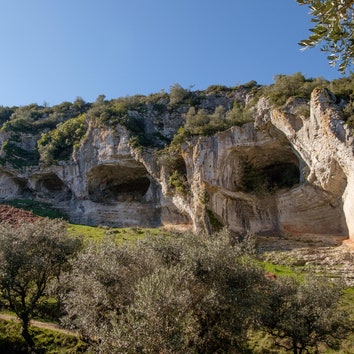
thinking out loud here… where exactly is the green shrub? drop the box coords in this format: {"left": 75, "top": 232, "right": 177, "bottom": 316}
{"left": 205, "top": 207, "right": 223, "bottom": 231}
{"left": 1, "top": 141, "right": 39, "bottom": 168}
{"left": 329, "top": 74, "right": 354, "bottom": 130}
{"left": 180, "top": 103, "right": 253, "bottom": 138}
{"left": 62, "top": 229, "right": 268, "bottom": 353}
{"left": 38, "top": 114, "right": 87, "bottom": 164}
{"left": 168, "top": 170, "right": 188, "bottom": 194}
{"left": 169, "top": 83, "right": 190, "bottom": 106}
{"left": 0, "top": 101, "right": 89, "bottom": 136}
{"left": 261, "top": 72, "right": 328, "bottom": 106}
{"left": 205, "top": 84, "right": 232, "bottom": 95}
{"left": 0, "top": 106, "right": 15, "bottom": 127}
{"left": 260, "top": 276, "right": 352, "bottom": 354}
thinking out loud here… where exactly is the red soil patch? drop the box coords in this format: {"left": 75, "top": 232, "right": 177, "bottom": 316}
{"left": 0, "top": 204, "right": 42, "bottom": 225}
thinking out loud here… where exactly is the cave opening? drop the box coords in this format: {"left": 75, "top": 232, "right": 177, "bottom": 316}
{"left": 87, "top": 164, "right": 152, "bottom": 203}
{"left": 35, "top": 174, "right": 72, "bottom": 200}
{"left": 40, "top": 175, "right": 65, "bottom": 191}
{"left": 0, "top": 173, "right": 28, "bottom": 199}
{"left": 262, "top": 162, "right": 300, "bottom": 189}
{"left": 112, "top": 177, "right": 151, "bottom": 195}
{"left": 242, "top": 162, "right": 300, "bottom": 193}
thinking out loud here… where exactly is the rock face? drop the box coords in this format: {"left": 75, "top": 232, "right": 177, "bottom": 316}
{"left": 178, "top": 89, "right": 351, "bottom": 238}
{"left": 0, "top": 88, "right": 353, "bottom": 241}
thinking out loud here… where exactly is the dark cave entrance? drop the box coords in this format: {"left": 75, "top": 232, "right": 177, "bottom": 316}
{"left": 40, "top": 174, "right": 65, "bottom": 191}
{"left": 35, "top": 173, "right": 72, "bottom": 200}
{"left": 242, "top": 162, "right": 300, "bottom": 193}
{"left": 87, "top": 164, "right": 152, "bottom": 203}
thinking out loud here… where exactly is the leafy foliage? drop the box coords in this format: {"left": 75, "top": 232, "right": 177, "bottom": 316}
{"left": 261, "top": 276, "right": 353, "bottom": 354}
{"left": 0, "top": 106, "right": 15, "bottom": 126}
{"left": 260, "top": 72, "right": 327, "bottom": 106}
{"left": 61, "top": 229, "right": 267, "bottom": 353}
{"left": 297, "top": 0, "right": 354, "bottom": 73}
{"left": 61, "top": 227, "right": 353, "bottom": 353}
{"left": 0, "top": 219, "right": 82, "bottom": 352}
{"left": 168, "top": 169, "right": 189, "bottom": 195}
{"left": 1, "top": 100, "right": 89, "bottom": 134}
{"left": 38, "top": 114, "right": 88, "bottom": 164}
{"left": 0, "top": 100, "right": 90, "bottom": 169}
{"left": 169, "top": 83, "right": 192, "bottom": 106}
{"left": 0, "top": 140, "right": 40, "bottom": 168}
{"left": 330, "top": 73, "right": 354, "bottom": 127}
{"left": 180, "top": 102, "right": 253, "bottom": 137}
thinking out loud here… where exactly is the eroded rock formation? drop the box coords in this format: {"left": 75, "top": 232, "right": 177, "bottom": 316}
{"left": 176, "top": 88, "right": 352, "bottom": 239}
{"left": 0, "top": 87, "right": 353, "bottom": 241}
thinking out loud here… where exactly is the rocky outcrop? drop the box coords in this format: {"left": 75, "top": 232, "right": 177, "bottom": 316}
{"left": 0, "top": 88, "right": 353, "bottom": 242}
{"left": 272, "top": 88, "right": 354, "bottom": 238}
{"left": 162, "top": 88, "right": 353, "bottom": 240}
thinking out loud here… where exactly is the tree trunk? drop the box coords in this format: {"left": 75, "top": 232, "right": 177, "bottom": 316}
{"left": 292, "top": 340, "right": 300, "bottom": 354}
{"left": 20, "top": 314, "right": 36, "bottom": 353}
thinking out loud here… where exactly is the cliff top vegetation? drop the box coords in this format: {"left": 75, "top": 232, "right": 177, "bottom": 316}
{"left": 0, "top": 74, "right": 352, "bottom": 169}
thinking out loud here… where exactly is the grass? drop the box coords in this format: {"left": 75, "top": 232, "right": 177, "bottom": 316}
{"left": 261, "top": 260, "right": 304, "bottom": 279}
{"left": 66, "top": 223, "right": 170, "bottom": 243}
{"left": 253, "top": 255, "right": 304, "bottom": 279}
{"left": 0, "top": 200, "right": 169, "bottom": 244}
{"left": 0, "top": 319, "right": 87, "bottom": 353}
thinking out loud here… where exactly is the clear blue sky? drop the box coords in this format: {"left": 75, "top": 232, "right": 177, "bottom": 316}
{"left": 0, "top": 0, "right": 345, "bottom": 107}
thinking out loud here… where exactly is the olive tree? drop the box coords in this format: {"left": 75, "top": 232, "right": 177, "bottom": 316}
{"left": 62, "top": 229, "right": 268, "bottom": 353}
{"left": 261, "top": 276, "right": 352, "bottom": 354}
{"left": 297, "top": 0, "right": 354, "bottom": 73}
{"left": 107, "top": 265, "right": 200, "bottom": 354}
{"left": 60, "top": 235, "right": 165, "bottom": 349}
{"left": 0, "top": 219, "right": 82, "bottom": 353}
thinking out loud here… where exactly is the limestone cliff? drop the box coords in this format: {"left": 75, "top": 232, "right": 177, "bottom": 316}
{"left": 178, "top": 88, "right": 353, "bottom": 240}
{"left": 0, "top": 84, "right": 353, "bottom": 242}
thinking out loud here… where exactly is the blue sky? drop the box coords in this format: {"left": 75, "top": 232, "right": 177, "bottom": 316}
{"left": 0, "top": 0, "right": 346, "bottom": 107}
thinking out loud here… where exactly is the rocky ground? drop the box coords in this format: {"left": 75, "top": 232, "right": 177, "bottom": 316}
{"left": 257, "top": 233, "right": 354, "bottom": 286}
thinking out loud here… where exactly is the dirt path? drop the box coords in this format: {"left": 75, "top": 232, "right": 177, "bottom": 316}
{"left": 0, "top": 313, "right": 78, "bottom": 336}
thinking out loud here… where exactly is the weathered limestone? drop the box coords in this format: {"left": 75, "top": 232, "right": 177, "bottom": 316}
{"left": 0, "top": 88, "right": 353, "bottom": 241}
{"left": 166, "top": 88, "right": 353, "bottom": 239}
{"left": 270, "top": 88, "right": 354, "bottom": 238}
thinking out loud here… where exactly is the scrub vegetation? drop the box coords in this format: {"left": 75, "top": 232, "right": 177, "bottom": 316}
{"left": 0, "top": 74, "right": 352, "bottom": 170}
{"left": 0, "top": 216, "right": 352, "bottom": 353}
